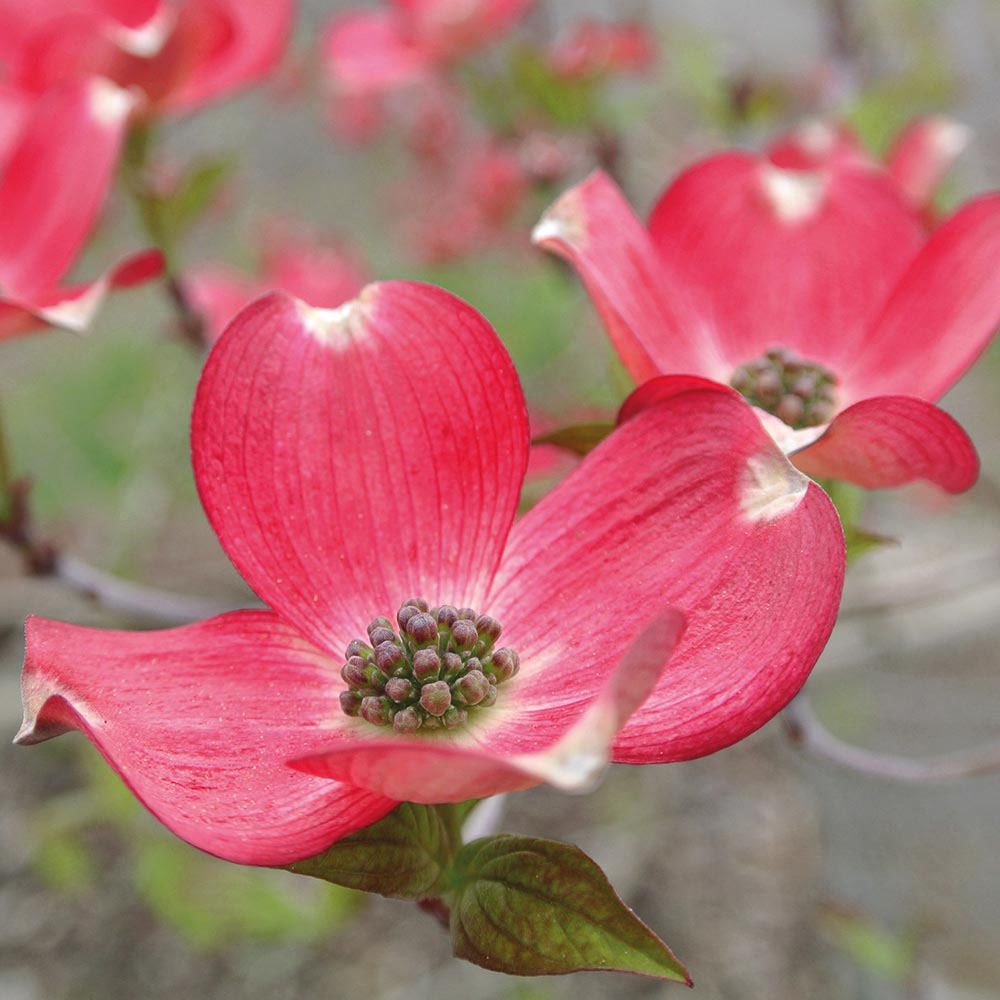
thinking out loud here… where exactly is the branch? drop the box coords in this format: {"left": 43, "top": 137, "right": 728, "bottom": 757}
{"left": 53, "top": 553, "right": 238, "bottom": 625}
{"left": 783, "top": 694, "right": 1000, "bottom": 782}
{"left": 1, "top": 477, "right": 239, "bottom": 625}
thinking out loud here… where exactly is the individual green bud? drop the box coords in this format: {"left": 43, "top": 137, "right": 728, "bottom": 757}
{"left": 491, "top": 647, "right": 520, "bottom": 681}
{"left": 406, "top": 612, "right": 438, "bottom": 646}
{"left": 364, "top": 662, "right": 388, "bottom": 690}
{"left": 374, "top": 640, "right": 404, "bottom": 674}
{"left": 413, "top": 648, "right": 441, "bottom": 682}
{"left": 419, "top": 680, "right": 452, "bottom": 717}
{"left": 436, "top": 605, "right": 459, "bottom": 629}
{"left": 451, "top": 620, "right": 478, "bottom": 652}
{"left": 345, "top": 639, "right": 373, "bottom": 660}
{"left": 369, "top": 625, "right": 397, "bottom": 647}
{"left": 366, "top": 616, "right": 394, "bottom": 639}
{"left": 401, "top": 597, "right": 429, "bottom": 612}
{"left": 474, "top": 614, "right": 502, "bottom": 644}
{"left": 359, "top": 695, "right": 393, "bottom": 726}
{"left": 479, "top": 684, "right": 498, "bottom": 708}
{"left": 339, "top": 690, "right": 363, "bottom": 717}
{"left": 341, "top": 657, "right": 369, "bottom": 689}
{"left": 441, "top": 651, "right": 463, "bottom": 680}
{"left": 457, "top": 669, "right": 490, "bottom": 706}
{"left": 397, "top": 604, "right": 421, "bottom": 631}
{"left": 393, "top": 706, "right": 422, "bottom": 734}
{"left": 385, "top": 677, "right": 415, "bottom": 703}
{"left": 775, "top": 394, "right": 805, "bottom": 427}
{"left": 456, "top": 607, "right": 478, "bottom": 622}
{"left": 442, "top": 706, "right": 468, "bottom": 729}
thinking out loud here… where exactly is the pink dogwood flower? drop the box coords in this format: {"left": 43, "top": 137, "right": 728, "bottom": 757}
{"left": 185, "top": 222, "right": 368, "bottom": 343}
{"left": 322, "top": 0, "right": 533, "bottom": 98}
{"left": 0, "top": 76, "right": 162, "bottom": 340}
{"left": 547, "top": 20, "right": 657, "bottom": 81}
{"left": 768, "top": 116, "right": 969, "bottom": 221}
{"left": 16, "top": 281, "right": 843, "bottom": 865}
{"left": 532, "top": 141, "right": 998, "bottom": 493}
{"left": 0, "top": 0, "right": 294, "bottom": 117}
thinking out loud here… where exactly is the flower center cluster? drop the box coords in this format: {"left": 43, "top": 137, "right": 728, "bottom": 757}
{"left": 339, "top": 598, "right": 520, "bottom": 734}
{"left": 729, "top": 347, "right": 838, "bottom": 429}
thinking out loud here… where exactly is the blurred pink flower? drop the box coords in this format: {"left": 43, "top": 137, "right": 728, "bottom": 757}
{"left": 322, "top": 0, "right": 533, "bottom": 98}
{"left": 548, "top": 20, "right": 657, "bottom": 81}
{"left": 534, "top": 134, "right": 996, "bottom": 493}
{"left": 404, "top": 141, "right": 529, "bottom": 262}
{"left": 0, "top": 77, "right": 162, "bottom": 339}
{"left": 0, "top": 0, "right": 295, "bottom": 117}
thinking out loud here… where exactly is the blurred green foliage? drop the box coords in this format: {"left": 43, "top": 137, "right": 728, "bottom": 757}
{"left": 32, "top": 746, "right": 359, "bottom": 952}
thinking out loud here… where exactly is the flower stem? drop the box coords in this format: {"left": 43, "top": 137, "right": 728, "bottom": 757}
{"left": 120, "top": 122, "right": 205, "bottom": 347}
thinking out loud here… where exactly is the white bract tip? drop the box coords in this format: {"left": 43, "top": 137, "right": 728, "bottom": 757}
{"left": 88, "top": 78, "right": 138, "bottom": 127}
{"left": 106, "top": 5, "right": 176, "bottom": 57}
{"left": 296, "top": 288, "right": 374, "bottom": 348}
{"left": 741, "top": 450, "right": 809, "bottom": 523}
{"left": 37, "top": 281, "right": 109, "bottom": 332}
{"left": 927, "top": 116, "right": 971, "bottom": 160}
{"left": 760, "top": 164, "right": 826, "bottom": 223}
{"left": 794, "top": 118, "right": 838, "bottom": 157}
{"left": 531, "top": 189, "right": 584, "bottom": 247}
{"left": 532, "top": 213, "right": 576, "bottom": 247}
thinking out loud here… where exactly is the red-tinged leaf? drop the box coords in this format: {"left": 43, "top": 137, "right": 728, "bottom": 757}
{"left": 285, "top": 803, "right": 460, "bottom": 899}
{"left": 447, "top": 835, "right": 691, "bottom": 983}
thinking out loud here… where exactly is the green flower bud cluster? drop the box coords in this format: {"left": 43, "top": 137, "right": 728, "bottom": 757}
{"left": 730, "top": 347, "right": 838, "bottom": 429}
{"left": 339, "top": 598, "right": 520, "bottom": 734}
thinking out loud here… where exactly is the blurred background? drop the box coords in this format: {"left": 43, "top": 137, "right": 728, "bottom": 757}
{"left": 1, "top": 0, "right": 999, "bottom": 997}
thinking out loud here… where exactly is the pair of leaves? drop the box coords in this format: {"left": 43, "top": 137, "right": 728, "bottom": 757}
{"left": 284, "top": 804, "right": 689, "bottom": 984}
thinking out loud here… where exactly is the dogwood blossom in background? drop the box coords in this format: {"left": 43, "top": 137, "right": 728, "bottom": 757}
{"left": 547, "top": 19, "right": 656, "bottom": 81}
{"left": 0, "top": 0, "right": 294, "bottom": 118}
{"left": 533, "top": 128, "right": 999, "bottom": 493}
{"left": 0, "top": 77, "right": 161, "bottom": 339}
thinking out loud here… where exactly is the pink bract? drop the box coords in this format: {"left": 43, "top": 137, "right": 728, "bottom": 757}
{"left": 533, "top": 142, "right": 994, "bottom": 493}
{"left": 0, "top": 76, "right": 162, "bottom": 339}
{"left": 17, "top": 282, "right": 843, "bottom": 865}
{"left": 768, "top": 116, "right": 969, "bottom": 220}
{"left": 0, "top": 0, "right": 294, "bottom": 116}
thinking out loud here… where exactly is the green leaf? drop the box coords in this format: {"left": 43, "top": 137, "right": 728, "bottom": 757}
{"left": 819, "top": 905, "right": 916, "bottom": 984}
{"left": 845, "top": 527, "right": 896, "bottom": 564}
{"left": 532, "top": 422, "right": 615, "bottom": 456}
{"left": 283, "top": 803, "right": 460, "bottom": 899}
{"left": 817, "top": 479, "right": 897, "bottom": 565}
{"left": 447, "top": 835, "right": 691, "bottom": 982}
{"left": 166, "top": 158, "right": 233, "bottom": 239}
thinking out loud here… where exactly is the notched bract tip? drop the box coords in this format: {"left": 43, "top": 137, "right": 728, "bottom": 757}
{"left": 759, "top": 163, "right": 826, "bottom": 223}
{"left": 294, "top": 284, "right": 377, "bottom": 348}
{"left": 741, "top": 451, "right": 809, "bottom": 523}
